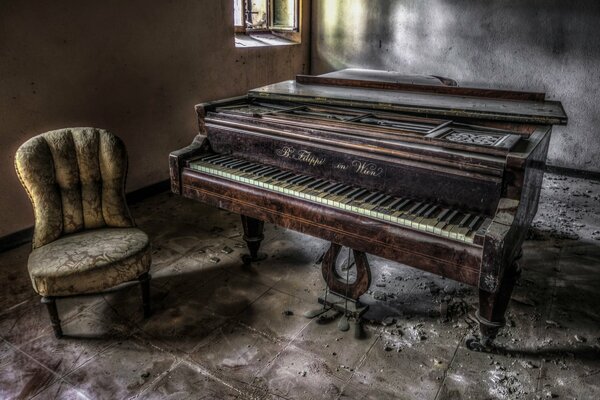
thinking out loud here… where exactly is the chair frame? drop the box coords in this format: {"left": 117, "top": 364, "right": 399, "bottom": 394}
{"left": 41, "top": 272, "right": 152, "bottom": 338}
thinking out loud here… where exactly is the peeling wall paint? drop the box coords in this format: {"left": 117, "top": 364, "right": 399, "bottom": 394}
{"left": 0, "top": 0, "right": 310, "bottom": 238}
{"left": 311, "top": 0, "right": 600, "bottom": 173}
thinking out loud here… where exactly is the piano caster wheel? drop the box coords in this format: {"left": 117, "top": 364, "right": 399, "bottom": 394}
{"left": 465, "top": 335, "right": 492, "bottom": 352}
{"left": 241, "top": 252, "right": 268, "bottom": 265}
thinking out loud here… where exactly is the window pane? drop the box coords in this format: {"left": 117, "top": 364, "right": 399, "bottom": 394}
{"left": 234, "top": 0, "right": 244, "bottom": 26}
{"left": 250, "top": 0, "right": 268, "bottom": 29}
{"left": 272, "top": 0, "right": 296, "bottom": 29}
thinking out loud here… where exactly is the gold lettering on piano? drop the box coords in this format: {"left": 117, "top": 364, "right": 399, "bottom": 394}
{"left": 352, "top": 160, "right": 384, "bottom": 177}
{"left": 275, "top": 146, "right": 326, "bottom": 167}
{"left": 334, "top": 163, "right": 348, "bottom": 170}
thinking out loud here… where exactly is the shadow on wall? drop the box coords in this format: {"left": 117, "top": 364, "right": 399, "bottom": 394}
{"left": 317, "top": 0, "right": 600, "bottom": 89}
{"left": 312, "top": 0, "right": 600, "bottom": 172}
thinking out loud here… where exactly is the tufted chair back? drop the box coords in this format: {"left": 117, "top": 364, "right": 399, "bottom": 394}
{"left": 15, "top": 128, "right": 134, "bottom": 249}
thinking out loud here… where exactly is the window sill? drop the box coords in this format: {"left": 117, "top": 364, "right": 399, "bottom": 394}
{"left": 235, "top": 33, "right": 299, "bottom": 48}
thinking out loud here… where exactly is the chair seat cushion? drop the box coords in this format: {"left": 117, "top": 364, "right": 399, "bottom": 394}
{"left": 28, "top": 228, "right": 151, "bottom": 297}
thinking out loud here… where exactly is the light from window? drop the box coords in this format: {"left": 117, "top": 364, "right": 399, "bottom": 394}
{"left": 234, "top": 0, "right": 297, "bottom": 32}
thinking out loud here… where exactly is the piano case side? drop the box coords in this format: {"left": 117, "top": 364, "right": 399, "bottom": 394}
{"left": 479, "top": 126, "right": 552, "bottom": 292}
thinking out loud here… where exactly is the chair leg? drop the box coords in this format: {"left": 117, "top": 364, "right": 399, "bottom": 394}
{"left": 139, "top": 272, "right": 151, "bottom": 318}
{"left": 41, "top": 296, "right": 63, "bottom": 339}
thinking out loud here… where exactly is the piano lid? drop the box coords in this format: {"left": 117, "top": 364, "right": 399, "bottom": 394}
{"left": 248, "top": 69, "right": 567, "bottom": 126}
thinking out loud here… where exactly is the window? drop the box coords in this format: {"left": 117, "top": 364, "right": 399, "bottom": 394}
{"left": 234, "top": 0, "right": 298, "bottom": 33}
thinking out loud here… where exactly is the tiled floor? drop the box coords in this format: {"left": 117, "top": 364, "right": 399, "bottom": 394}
{"left": 1, "top": 173, "right": 599, "bottom": 399}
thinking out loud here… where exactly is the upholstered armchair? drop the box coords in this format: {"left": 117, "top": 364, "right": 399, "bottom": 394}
{"left": 15, "top": 127, "right": 152, "bottom": 338}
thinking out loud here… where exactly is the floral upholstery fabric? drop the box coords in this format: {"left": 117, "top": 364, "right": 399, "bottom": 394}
{"left": 15, "top": 128, "right": 134, "bottom": 249}
{"left": 15, "top": 128, "right": 151, "bottom": 298}
{"left": 28, "top": 228, "right": 150, "bottom": 297}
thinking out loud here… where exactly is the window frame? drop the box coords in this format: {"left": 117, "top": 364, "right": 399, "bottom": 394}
{"left": 234, "top": 0, "right": 299, "bottom": 34}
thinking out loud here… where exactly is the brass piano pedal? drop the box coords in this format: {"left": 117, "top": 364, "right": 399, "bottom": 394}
{"left": 337, "top": 315, "right": 350, "bottom": 332}
{"left": 303, "top": 306, "right": 330, "bottom": 319}
{"left": 317, "top": 308, "right": 342, "bottom": 324}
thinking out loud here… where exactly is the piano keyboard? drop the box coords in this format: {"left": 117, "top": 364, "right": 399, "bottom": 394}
{"left": 189, "top": 154, "right": 490, "bottom": 244}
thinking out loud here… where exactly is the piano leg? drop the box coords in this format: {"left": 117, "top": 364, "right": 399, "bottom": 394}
{"left": 241, "top": 215, "right": 267, "bottom": 263}
{"left": 468, "top": 251, "right": 522, "bottom": 350}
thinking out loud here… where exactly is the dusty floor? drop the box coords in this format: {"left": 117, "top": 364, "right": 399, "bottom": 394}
{"left": 1, "top": 173, "right": 599, "bottom": 400}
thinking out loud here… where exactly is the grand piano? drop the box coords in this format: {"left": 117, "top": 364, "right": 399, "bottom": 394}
{"left": 170, "top": 69, "right": 567, "bottom": 349}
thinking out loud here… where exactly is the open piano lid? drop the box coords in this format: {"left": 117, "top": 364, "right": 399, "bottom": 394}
{"left": 248, "top": 69, "right": 568, "bottom": 126}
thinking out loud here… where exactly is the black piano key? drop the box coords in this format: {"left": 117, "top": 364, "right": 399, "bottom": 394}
{"left": 256, "top": 166, "right": 279, "bottom": 176}
{"left": 316, "top": 182, "right": 338, "bottom": 193}
{"left": 297, "top": 177, "right": 318, "bottom": 188}
{"left": 324, "top": 183, "right": 346, "bottom": 194}
{"left": 367, "top": 193, "right": 387, "bottom": 206}
{"left": 221, "top": 159, "right": 243, "bottom": 168}
{"left": 343, "top": 187, "right": 362, "bottom": 198}
{"left": 207, "top": 155, "right": 232, "bottom": 165}
{"left": 269, "top": 172, "right": 295, "bottom": 183}
{"left": 436, "top": 208, "right": 450, "bottom": 222}
{"left": 393, "top": 199, "right": 412, "bottom": 211}
{"left": 252, "top": 166, "right": 273, "bottom": 176}
{"left": 350, "top": 188, "right": 369, "bottom": 200}
{"left": 286, "top": 175, "right": 308, "bottom": 185}
{"left": 468, "top": 215, "right": 483, "bottom": 231}
{"left": 340, "top": 188, "right": 363, "bottom": 203}
{"left": 241, "top": 166, "right": 267, "bottom": 177}
{"left": 329, "top": 186, "right": 350, "bottom": 198}
{"left": 407, "top": 202, "right": 424, "bottom": 215}
{"left": 240, "top": 164, "right": 263, "bottom": 173}
{"left": 229, "top": 160, "right": 251, "bottom": 169}
{"left": 306, "top": 179, "right": 326, "bottom": 189}
{"left": 375, "top": 195, "right": 392, "bottom": 207}
{"left": 385, "top": 197, "right": 405, "bottom": 210}
{"left": 268, "top": 170, "right": 292, "bottom": 181}
{"left": 361, "top": 192, "right": 379, "bottom": 204}
{"left": 306, "top": 180, "right": 330, "bottom": 192}
{"left": 200, "top": 154, "right": 224, "bottom": 162}
{"left": 458, "top": 213, "right": 472, "bottom": 227}
{"left": 294, "top": 176, "right": 314, "bottom": 186}
{"left": 422, "top": 205, "right": 439, "bottom": 218}
{"left": 443, "top": 210, "right": 459, "bottom": 224}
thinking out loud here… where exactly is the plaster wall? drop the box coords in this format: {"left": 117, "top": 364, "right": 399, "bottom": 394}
{"left": 312, "top": 0, "right": 600, "bottom": 173}
{"left": 0, "top": 0, "right": 310, "bottom": 238}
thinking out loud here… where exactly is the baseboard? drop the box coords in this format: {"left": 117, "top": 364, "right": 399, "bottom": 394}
{"left": 126, "top": 179, "right": 171, "bottom": 204}
{"left": 545, "top": 165, "right": 600, "bottom": 181}
{"left": 0, "top": 227, "right": 33, "bottom": 253}
{"left": 0, "top": 179, "right": 171, "bottom": 253}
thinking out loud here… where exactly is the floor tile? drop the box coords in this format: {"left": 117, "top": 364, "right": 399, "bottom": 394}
{"left": 140, "top": 361, "right": 243, "bottom": 399}
{"left": 62, "top": 338, "right": 177, "bottom": 399}
{"left": 0, "top": 341, "right": 59, "bottom": 399}
{"left": 253, "top": 346, "right": 348, "bottom": 400}
{"left": 235, "top": 288, "right": 312, "bottom": 343}
{"left": 31, "top": 378, "right": 90, "bottom": 400}
{"left": 190, "top": 321, "right": 286, "bottom": 386}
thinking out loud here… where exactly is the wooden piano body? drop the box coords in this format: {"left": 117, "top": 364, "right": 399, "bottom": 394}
{"left": 170, "top": 69, "right": 567, "bottom": 348}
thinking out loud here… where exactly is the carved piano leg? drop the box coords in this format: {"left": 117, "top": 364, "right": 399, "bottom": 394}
{"left": 467, "top": 252, "right": 522, "bottom": 351}
{"left": 241, "top": 215, "right": 267, "bottom": 263}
